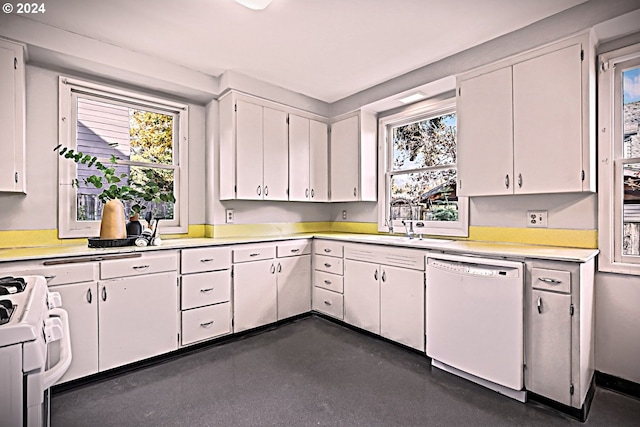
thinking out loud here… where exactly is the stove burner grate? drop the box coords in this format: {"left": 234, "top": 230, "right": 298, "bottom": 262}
{"left": 0, "top": 299, "right": 14, "bottom": 325}
{"left": 0, "top": 276, "right": 26, "bottom": 295}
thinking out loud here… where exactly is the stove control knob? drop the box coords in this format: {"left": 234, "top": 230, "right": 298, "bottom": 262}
{"left": 43, "top": 317, "right": 63, "bottom": 343}
{"left": 47, "top": 291, "right": 62, "bottom": 309}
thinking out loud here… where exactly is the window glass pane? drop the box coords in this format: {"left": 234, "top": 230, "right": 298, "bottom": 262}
{"left": 129, "top": 110, "right": 174, "bottom": 165}
{"left": 623, "top": 66, "right": 640, "bottom": 158}
{"left": 392, "top": 113, "right": 456, "bottom": 171}
{"left": 390, "top": 169, "right": 458, "bottom": 222}
{"left": 623, "top": 162, "right": 640, "bottom": 256}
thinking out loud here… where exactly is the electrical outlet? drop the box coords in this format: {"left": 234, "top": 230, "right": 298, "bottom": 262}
{"left": 225, "top": 209, "right": 234, "bottom": 224}
{"left": 342, "top": 210, "right": 347, "bottom": 220}
{"left": 527, "top": 211, "right": 547, "bottom": 228}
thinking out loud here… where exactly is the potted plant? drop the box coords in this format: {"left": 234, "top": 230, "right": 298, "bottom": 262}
{"left": 54, "top": 144, "right": 176, "bottom": 241}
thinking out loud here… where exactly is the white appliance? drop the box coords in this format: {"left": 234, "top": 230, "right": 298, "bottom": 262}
{"left": 0, "top": 275, "right": 72, "bottom": 426}
{"left": 426, "top": 253, "right": 525, "bottom": 401}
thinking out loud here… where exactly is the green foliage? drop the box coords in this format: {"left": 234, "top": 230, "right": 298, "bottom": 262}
{"left": 54, "top": 144, "right": 175, "bottom": 215}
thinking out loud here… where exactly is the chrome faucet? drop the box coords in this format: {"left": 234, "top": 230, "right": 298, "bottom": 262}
{"left": 388, "top": 206, "right": 394, "bottom": 234}
{"left": 401, "top": 220, "right": 415, "bottom": 239}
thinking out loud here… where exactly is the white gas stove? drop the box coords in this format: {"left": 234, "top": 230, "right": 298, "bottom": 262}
{"left": 0, "top": 275, "right": 72, "bottom": 427}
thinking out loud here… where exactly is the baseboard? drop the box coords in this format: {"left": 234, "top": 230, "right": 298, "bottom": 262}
{"left": 528, "top": 375, "right": 596, "bottom": 423}
{"left": 596, "top": 371, "right": 640, "bottom": 400}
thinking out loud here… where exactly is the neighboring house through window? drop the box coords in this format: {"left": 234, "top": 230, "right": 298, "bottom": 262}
{"left": 598, "top": 42, "right": 640, "bottom": 273}
{"left": 58, "top": 77, "right": 189, "bottom": 238}
{"left": 378, "top": 97, "right": 468, "bottom": 237}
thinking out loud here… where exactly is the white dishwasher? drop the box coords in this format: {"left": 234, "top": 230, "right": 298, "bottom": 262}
{"left": 426, "top": 253, "right": 525, "bottom": 402}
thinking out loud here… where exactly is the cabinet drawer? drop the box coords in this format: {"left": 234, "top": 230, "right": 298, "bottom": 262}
{"left": 181, "top": 303, "right": 231, "bottom": 346}
{"left": 532, "top": 268, "right": 571, "bottom": 293}
{"left": 233, "top": 245, "right": 276, "bottom": 263}
{"left": 314, "top": 271, "right": 344, "bottom": 293}
{"left": 277, "top": 240, "right": 311, "bottom": 258}
{"left": 314, "top": 240, "right": 343, "bottom": 257}
{"left": 181, "top": 270, "right": 231, "bottom": 310}
{"left": 181, "top": 247, "right": 231, "bottom": 274}
{"left": 100, "top": 253, "right": 177, "bottom": 279}
{"left": 313, "top": 287, "right": 343, "bottom": 320}
{"left": 0, "top": 261, "right": 97, "bottom": 286}
{"left": 314, "top": 255, "right": 343, "bottom": 275}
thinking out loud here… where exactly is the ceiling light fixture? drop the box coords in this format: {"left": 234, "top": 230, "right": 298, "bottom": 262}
{"left": 234, "top": 0, "right": 272, "bottom": 10}
{"left": 397, "top": 92, "right": 427, "bottom": 104}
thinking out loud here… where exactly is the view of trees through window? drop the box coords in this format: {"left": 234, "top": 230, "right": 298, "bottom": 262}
{"left": 75, "top": 96, "right": 176, "bottom": 221}
{"left": 390, "top": 113, "right": 458, "bottom": 222}
{"left": 622, "top": 65, "right": 640, "bottom": 255}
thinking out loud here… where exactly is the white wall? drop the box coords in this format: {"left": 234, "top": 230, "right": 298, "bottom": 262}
{"left": 0, "top": 64, "right": 207, "bottom": 232}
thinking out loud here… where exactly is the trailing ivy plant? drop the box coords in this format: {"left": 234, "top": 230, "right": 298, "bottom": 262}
{"left": 54, "top": 144, "right": 176, "bottom": 216}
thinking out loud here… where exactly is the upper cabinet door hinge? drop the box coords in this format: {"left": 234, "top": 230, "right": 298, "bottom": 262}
{"left": 286, "top": 116, "right": 289, "bottom": 125}
{"left": 458, "top": 87, "right": 461, "bottom": 96}
{"left": 14, "top": 57, "right": 18, "bottom": 69}
{"left": 231, "top": 265, "right": 235, "bottom": 279}
{"left": 570, "top": 303, "right": 575, "bottom": 316}
{"left": 234, "top": 103, "right": 237, "bottom": 112}
{"left": 581, "top": 170, "right": 585, "bottom": 181}
{"left": 580, "top": 49, "right": 584, "bottom": 61}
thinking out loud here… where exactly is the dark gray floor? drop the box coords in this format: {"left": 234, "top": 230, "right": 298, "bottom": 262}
{"left": 51, "top": 316, "right": 640, "bottom": 426}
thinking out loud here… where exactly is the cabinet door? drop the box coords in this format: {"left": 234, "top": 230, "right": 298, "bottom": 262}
{"left": 233, "top": 260, "right": 277, "bottom": 332}
{"left": 0, "top": 41, "right": 23, "bottom": 192}
{"left": 457, "top": 67, "right": 514, "bottom": 196}
{"left": 263, "top": 107, "right": 289, "bottom": 200}
{"left": 236, "top": 100, "right": 264, "bottom": 200}
{"left": 513, "top": 44, "right": 583, "bottom": 194}
{"left": 288, "top": 114, "right": 310, "bottom": 201}
{"left": 330, "top": 115, "right": 360, "bottom": 201}
{"left": 98, "top": 272, "right": 179, "bottom": 371}
{"left": 309, "top": 120, "right": 329, "bottom": 202}
{"left": 50, "top": 282, "right": 99, "bottom": 384}
{"left": 277, "top": 255, "right": 311, "bottom": 320}
{"left": 344, "top": 259, "right": 380, "bottom": 334}
{"left": 527, "top": 289, "right": 572, "bottom": 406}
{"left": 380, "top": 267, "right": 424, "bottom": 351}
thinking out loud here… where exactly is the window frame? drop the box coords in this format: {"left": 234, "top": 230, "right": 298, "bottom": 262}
{"left": 377, "top": 97, "right": 468, "bottom": 237}
{"left": 57, "top": 76, "right": 189, "bottom": 238}
{"left": 598, "top": 42, "right": 640, "bottom": 274}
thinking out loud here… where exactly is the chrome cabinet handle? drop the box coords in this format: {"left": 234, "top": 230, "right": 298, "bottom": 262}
{"left": 311, "top": 189, "right": 315, "bottom": 198}
{"left": 505, "top": 174, "right": 510, "bottom": 189}
{"left": 264, "top": 186, "right": 269, "bottom": 196}
{"left": 305, "top": 188, "right": 309, "bottom": 198}
{"left": 381, "top": 270, "right": 386, "bottom": 282}
{"left": 101, "top": 286, "right": 107, "bottom": 302}
{"left": 324, "top": 263, "right": 332, "bottom": 268}
{"left": 249, "top": 253, "right": 260, "bottom": 257}
{"left": 200, "top": 258, "right": 214, "bottom": 263}
{"left": 518, "top": 173, "right": 523, "bottom": 188}
{"left": 290, "top": 248, "right": 300, "bottom": 253}
{"left": 374, "top": 269, "right": 378, "bottom": 281}
{"left": 87, "top": 288, "right": 92, "bottom": 304}
{"left": 257, "top": 185, "right": 262, "bottom": 196}
{"left": 200, "top": 321, "right": 214, "bottom": 328}
{"left": 324, "top": 279, "right": 332, "bottom": 285}
{"left": 132, "top": 264, "right": 149, "bottom": 270}
{"left": 537, "top": 296, "right": 542, "bottom": 314}
{"left": 324, "top": 300, "right": 332, "bottom": 306}
{"left": 538, "top": 277, "right": 562, "bottom": 285}
{"left": 353, "top": 188, "right": 357, "bottom": 197}
{"left": 270, "top": 264, "right": 276, "bottom": 274}
{"left": 323, "top": 248, "right": 332, "bottom": 253}
{"left": 200, "top": 288, "right": 214, "bottom": 294}
{"left": 277, "top": 263, "right": 282, "bottom": 273}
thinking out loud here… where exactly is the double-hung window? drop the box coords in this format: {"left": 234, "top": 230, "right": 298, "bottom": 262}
{"left": 58, "top": 77, "right": 189, "bottom": 238}
{"left": 378, "top": 98, "right": 468, "bottom": 237}
{"left": 599, "top": 42, "right": 640, "bottom": 273}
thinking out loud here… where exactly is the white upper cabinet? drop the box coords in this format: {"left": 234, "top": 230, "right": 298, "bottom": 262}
{"left": 289, "top": 114, "right": 329, "bottom": 202}
{"left": 219, "top": 93, "right": 288, "bottom": 201}
{"left": 457, "top": 32, "right": 595, "bottom": 197}
{"left": 0, "top": 39, "right": 26, "bottom": 193}
{"left": 329, "top": 111, "right": 377, "bottom": 202}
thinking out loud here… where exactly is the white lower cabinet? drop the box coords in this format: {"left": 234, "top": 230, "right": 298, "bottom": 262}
{"left": 276, "top": 254, "right": 311, "bottom": 320}
{"left": 344, "top": 259, "right": 380, "bottom": 334}
{"left": 233, "top": 258, "right": 278, "bottom": 333}
{"left": 181, "top": 303, "right": 231, "bottom": 346}
{"left": 98, "top": 271, "right": 178, "bottom": 371}
{"left": 312, "top": 240, "right": 344, "bottom": 320}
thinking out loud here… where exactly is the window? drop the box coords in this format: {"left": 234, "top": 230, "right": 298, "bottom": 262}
{"left": 58, "top": 77, "right": 189, "bottom": 238}
{"left": 378, "top": 98, "right": 468, "bottom": 237}
{"left": 598, "top": 42, "right": 640, "bottom": 273}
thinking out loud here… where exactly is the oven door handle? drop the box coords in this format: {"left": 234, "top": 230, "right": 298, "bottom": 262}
{"left": 42, "top": 308, "right": 72, "bottom": 390}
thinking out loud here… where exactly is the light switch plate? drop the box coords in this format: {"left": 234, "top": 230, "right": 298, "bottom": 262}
{"left": 527, "top": 211, "right": 547, "bottom": 228}
{"left": 225, "top": 209, "right": 234, "bottom": 224}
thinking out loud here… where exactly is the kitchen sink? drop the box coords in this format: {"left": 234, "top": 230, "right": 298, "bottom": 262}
{"left": 352, "top": 235, "right": 453, "bottom": 245}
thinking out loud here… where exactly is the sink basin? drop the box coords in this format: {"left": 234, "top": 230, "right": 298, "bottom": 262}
{"left": 353, "top": 235, "right": 453, "bottom": 245}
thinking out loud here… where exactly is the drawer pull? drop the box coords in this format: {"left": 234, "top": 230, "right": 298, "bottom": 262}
{"left": 200, "top": 258, "right": 214, "bottom": 263}
{"left": 290, "top": 248, "right": 300, "bottom": 253}
{"left": 249, "top": 253, "right": 260, "bottom": 257}
{"left": 44, "top": 275, "right": 57, "bottom": 281}
{"left": 200, "top": 288, "right": 214, "bottom": 294}
{"left": 200, "top": 321, "right": 214, "bottom": 328}
{"left": 324, "top": 300, "right": 332, "bottom": 306}
{"left": 132, "top": 264, "right": 150, "bottom": 270}
{"left": 537, "top": 296, "right": 543, "bottom": 314}
{"left": 538, "top": 277, "right": 562, "bottom": 285}
{"left": 323, "top": 248, "right": 332, "bottom": 253}
{"left": 324, "top": 280, "right": 332, "bottom": 285}
{"left": 324, "top": 263, "right": 332, "bottom": 268}
{"left": 87, "top": 288, "right": 92, "bottom": 304}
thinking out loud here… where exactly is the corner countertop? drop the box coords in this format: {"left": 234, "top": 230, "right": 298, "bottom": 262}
{"left": 0, "top": 232, "right": 598, "bottom": 264}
